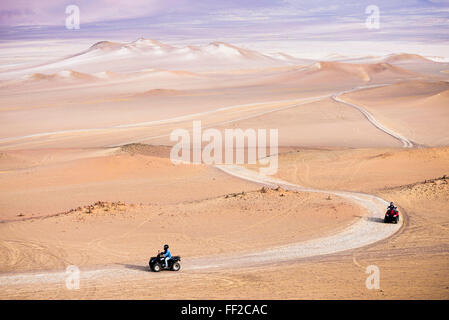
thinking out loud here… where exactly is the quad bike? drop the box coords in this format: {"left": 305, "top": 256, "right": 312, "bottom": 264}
{"left": 149, "top": 252, "right": 181, "bottom": 272}
{"left": 384, "top": 208, "right": 399, "bottom": 224}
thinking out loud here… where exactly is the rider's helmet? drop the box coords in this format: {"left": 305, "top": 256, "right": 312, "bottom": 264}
{"left": 164, "top": 244, "right": 169, "bottom": 250}
{"left": 390, "top": 202, "right": 394, "bottom": 207}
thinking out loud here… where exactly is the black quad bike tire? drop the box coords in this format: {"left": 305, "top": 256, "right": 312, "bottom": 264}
{"left": 171, "top": 262, "right": 181, "bottom": 271}
{"left": 152, "top": 263, "right": 161, "bottom": 272}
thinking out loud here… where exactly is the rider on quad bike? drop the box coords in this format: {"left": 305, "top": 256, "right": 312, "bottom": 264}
{"left": 162, "top": 244, "right": 172, "bottom": 268}
{"left": 385, "top": 202, "right": 400, "bottom": 224}
{"left": 149, "top": 245, "right": 181, "bottom": 272}
{"left": 387, "top": 202, "right": 397, "bottom": 211}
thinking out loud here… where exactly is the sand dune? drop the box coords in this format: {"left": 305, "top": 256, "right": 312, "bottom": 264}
{"left": 256, "top": 61, "right": 420, "bottom": 93}
{"left": 305, "top": 61, "right": 416, "bottom": 82}
{"left": 0, "top": 146, "right": 259, "bottom": 221}
{"left": 90, "top": 39, "right": 174, "bottom": 53}
{"left": 272, "top": 147, "right": 449, "bottom": 192}
{"left": 384, "top": 53, "right": 435, "bottom": 64}
{"left": 24, "top": 70, "right": 98, "bottom": 82}
{"left": 342, "top": 80, "right": 449, "bottom": 146}
{"left": 347, "top": 80, "right": 449, "bottom": 99}
{"left": 0, "top": 70, "right": 101, "bottom": 90}
{"left": 381, "top": 53, "right": 449, "bottom": 76}
{"left": 0, "top": 39, "right": 296, "bottom": 77}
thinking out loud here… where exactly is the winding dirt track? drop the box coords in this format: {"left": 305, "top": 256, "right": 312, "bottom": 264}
{"left": 0, "top": 84, "right": 407, "bottom": 288}
{"left": 332, "top": 86, "right": 415, "bottom": 148}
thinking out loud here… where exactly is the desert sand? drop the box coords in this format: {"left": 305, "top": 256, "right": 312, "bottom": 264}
{"left": 0, "top": 39, "right": 448, "bottom": 299}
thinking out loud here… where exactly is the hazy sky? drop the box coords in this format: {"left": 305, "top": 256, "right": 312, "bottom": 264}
{"left": 0, "top": 1, "right": 448, "bottom": 58}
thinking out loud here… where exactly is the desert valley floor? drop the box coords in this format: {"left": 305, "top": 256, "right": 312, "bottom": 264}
{"left": 0, "top": 40, "right": 448, "bottom": 298}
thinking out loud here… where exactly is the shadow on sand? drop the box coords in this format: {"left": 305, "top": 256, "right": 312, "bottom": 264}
{"left": 367, "top": 217, "right": 385, "bottom": 223}
{"left": 117, "top": 263, "right": 149, "bottom": 272}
